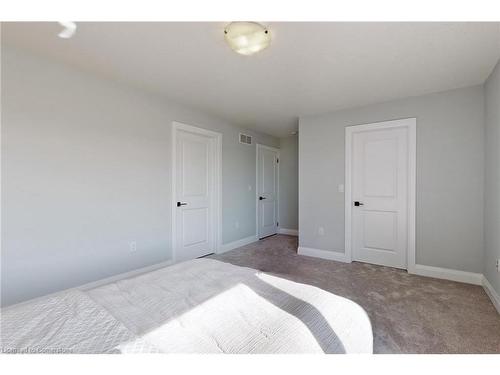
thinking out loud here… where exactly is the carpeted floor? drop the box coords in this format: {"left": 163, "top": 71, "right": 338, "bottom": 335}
{"left": 211, "top": 234, "right": 500, "bottom": 354}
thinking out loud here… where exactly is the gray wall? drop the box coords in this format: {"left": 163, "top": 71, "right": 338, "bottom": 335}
{"left": 299, "top": 85, "right": 485, "bottom": 273}
{"left": 484, "top": 60, "right": 500, "bottom": 295}
{"left": 1, "top": 46, "right": 278, "bottom": 306}
{"left": 279, "top": 135, "right": 298, "bottom": 230}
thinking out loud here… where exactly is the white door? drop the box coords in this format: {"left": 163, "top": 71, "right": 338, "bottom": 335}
{"left": 174, "top": 126, "right": 218, "bottom": 262}
{"left": 351, "top": 126, "right": 409, "bottom": 269}
{"left": 257, "top": 145, "right": 279, "bottom": 239}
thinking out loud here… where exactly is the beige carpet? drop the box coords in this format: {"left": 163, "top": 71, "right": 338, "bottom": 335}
{"left": 211, "top": 235, "right": 500, "bottom": 353}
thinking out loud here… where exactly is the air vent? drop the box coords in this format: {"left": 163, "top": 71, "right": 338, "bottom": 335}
{"left": 239, "top": 133, "right": 252, "bottom": 145}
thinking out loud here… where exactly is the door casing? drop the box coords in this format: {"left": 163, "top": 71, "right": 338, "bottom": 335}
{"left": 171, "top": 121, "right": 222, "bottom": 262}
{"left": 256, "top": 144, "right": 280, "bottom": 239}
{"left": 345, "top": 118, "right": 416, "bottom": 272}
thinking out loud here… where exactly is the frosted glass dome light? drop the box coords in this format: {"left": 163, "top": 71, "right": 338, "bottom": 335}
{"left": 224, "top": 22, "right": 270, "bottom": 56}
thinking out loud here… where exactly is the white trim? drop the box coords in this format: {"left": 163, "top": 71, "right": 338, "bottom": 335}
{"left": 345, "top": 117, "right": 417, "bottom": 271}
{"left": 298, "top": 246, "right": 349, "bottom": 263}
{"left": 301, "top": 247, "right": 499, "bottom": 316}
{"left": 256, "top": 144, "right": 280, "bottom": 239}
{"left": 171, "top": 121, "right": 222, "bottom": 262}
{"left": 344, "top": 126, "right": 353, "bottom": 263}
{"left": 278, "top": 228, "right": 299, "bottom": 236}
{"left": 482, "top": 276, "right": 500, "bottom": 315}
{"left": 4, "top": 259, "right": 174, "bottom": 310}
{"left": 219, "top": 235, "right": 259, "bottom": 254}
{"left": 79, "top": 260, "right": 174, "bottom": 290}
{"left": 413, "top": 264, "right": 483, "bottom": 285}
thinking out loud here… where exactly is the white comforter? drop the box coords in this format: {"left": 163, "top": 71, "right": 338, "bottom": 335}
{"left": 0, "top": 289, "right": 139, "bottom": 353}
{"left": 1, "top": 259, "right": 373, "bottom": 353}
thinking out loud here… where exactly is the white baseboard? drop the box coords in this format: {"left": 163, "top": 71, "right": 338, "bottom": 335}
{"left": 413, "top": 264, "right": 483, "bottom": 285}
{"left": 6, "top": 259, "right": 175, "bottom": 309}
{"left": 80, "top": 259, "right": 174, "bottom": 291}
{"left": 297, "top": 246, "right": 349, "bottom": 263}
{"left": 278, "top": 228, "right": 298, "bottom": 236}
{"left": 482, "top": 276, "right": 500, "bottom": 315}
{"left": 296, "top": 252, "right": 498, "bottom": 314}
{"left": 218, "top": 235, "right": 259, "bottom": 254}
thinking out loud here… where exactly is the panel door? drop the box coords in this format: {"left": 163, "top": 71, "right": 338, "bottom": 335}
{"left": 257, "top": 146, "right": 279, "bottom": 239}
{"left": 352, "top": 127, "right": 408, "bottom": 269}
{"left": 175, "top": 130, "right": 215, "bottom": 261}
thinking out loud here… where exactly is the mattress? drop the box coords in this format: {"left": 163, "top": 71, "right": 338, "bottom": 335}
{"left": 1, "top": 259, "right": 373, "bottom": 353}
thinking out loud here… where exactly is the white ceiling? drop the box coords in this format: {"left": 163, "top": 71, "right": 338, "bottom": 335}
{"left": 3, "top": 22, "right": 500, "bottom": 137}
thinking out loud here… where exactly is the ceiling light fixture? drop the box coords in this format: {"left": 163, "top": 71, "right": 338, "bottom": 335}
{"left": 58, "top": 22, "right": 77, "bottom": 39}
{"left": 224, "top": 22, "right": 270, "bottom": 56}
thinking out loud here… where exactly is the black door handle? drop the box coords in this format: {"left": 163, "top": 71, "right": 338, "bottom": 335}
{"left": 353, "top": 201, "right": 364, "bottom": 206}
{"left": 259, "top": 196, "right": 266, "bottom": 200}
{"left": 177, "top": 202, "right": 187, "bottom": 207}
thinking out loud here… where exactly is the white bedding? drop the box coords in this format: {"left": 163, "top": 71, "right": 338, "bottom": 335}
{"left": 1, "top": 259, "right": 373, "bottom": 353}
{"left": 0, "top": 290, "right": 140, "bottom": 353}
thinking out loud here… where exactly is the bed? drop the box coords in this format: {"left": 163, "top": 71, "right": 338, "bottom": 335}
{"left": 1, "top": 259, "right": 373, "bottom": 354}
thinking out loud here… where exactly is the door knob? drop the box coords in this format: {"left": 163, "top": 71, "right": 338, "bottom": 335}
{"left": 353, "top": 201, "right": 364, "bottom": 206}
{"left": 177, "top": 202, "right": 187, "bottom": 207}
{"left": 259, "top": 196, "right": 266, "bottom": 200}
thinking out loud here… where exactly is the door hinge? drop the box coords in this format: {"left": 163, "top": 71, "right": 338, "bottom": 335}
{"left": 277, "top": 222, "right": 279, "bottom": 227}
{"left": 276, "top": 158, "right": 279, "bottom": 163}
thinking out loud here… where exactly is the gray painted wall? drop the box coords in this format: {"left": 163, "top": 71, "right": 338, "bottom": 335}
{"left": 1, "top": 46, "right": 278, "bottom": 306}
{"left": 279, "top": 135, "right": 298, "bottom": 230}
{"left": 484, "top": 60, "right": 500, "bottom": 295}
{"left": 299, "top": 85, "right": 485, "bottom": 273}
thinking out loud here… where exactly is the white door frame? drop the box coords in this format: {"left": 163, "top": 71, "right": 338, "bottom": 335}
{"left": 256, "top": 144, "right": 280, "bottom": 239}
{"left": 171, "top": 121, "right": 222, "bottom": 262}
{"left": 344, "top": 118, "right": 416, "bottom": 272}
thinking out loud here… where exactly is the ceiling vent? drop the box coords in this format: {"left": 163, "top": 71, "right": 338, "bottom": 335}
{"left": 239, "top": 133, "right": 252, "bottom": 145}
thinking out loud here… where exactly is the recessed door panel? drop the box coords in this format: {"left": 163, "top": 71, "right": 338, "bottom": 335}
{"left": 182, "top": 208, "right": 208, "bottom": 247}
{"left": 363, "top": 138, "right": 398, "bottom": 198}
{"left": 262, "top": 201, "right": 276, "bottom": 227}
{"left": 363, "top": 210, "right": 398, "bottom": 252}
{"left": 182, "top": 139, "right": 208, "bottom": 197}
{"left": 262, "top": 152, "right": 277, "bottom": 195}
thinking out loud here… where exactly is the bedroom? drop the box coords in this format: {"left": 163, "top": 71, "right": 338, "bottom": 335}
{"left": 1, "top": 0, "right": 499, "bottom": 373}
